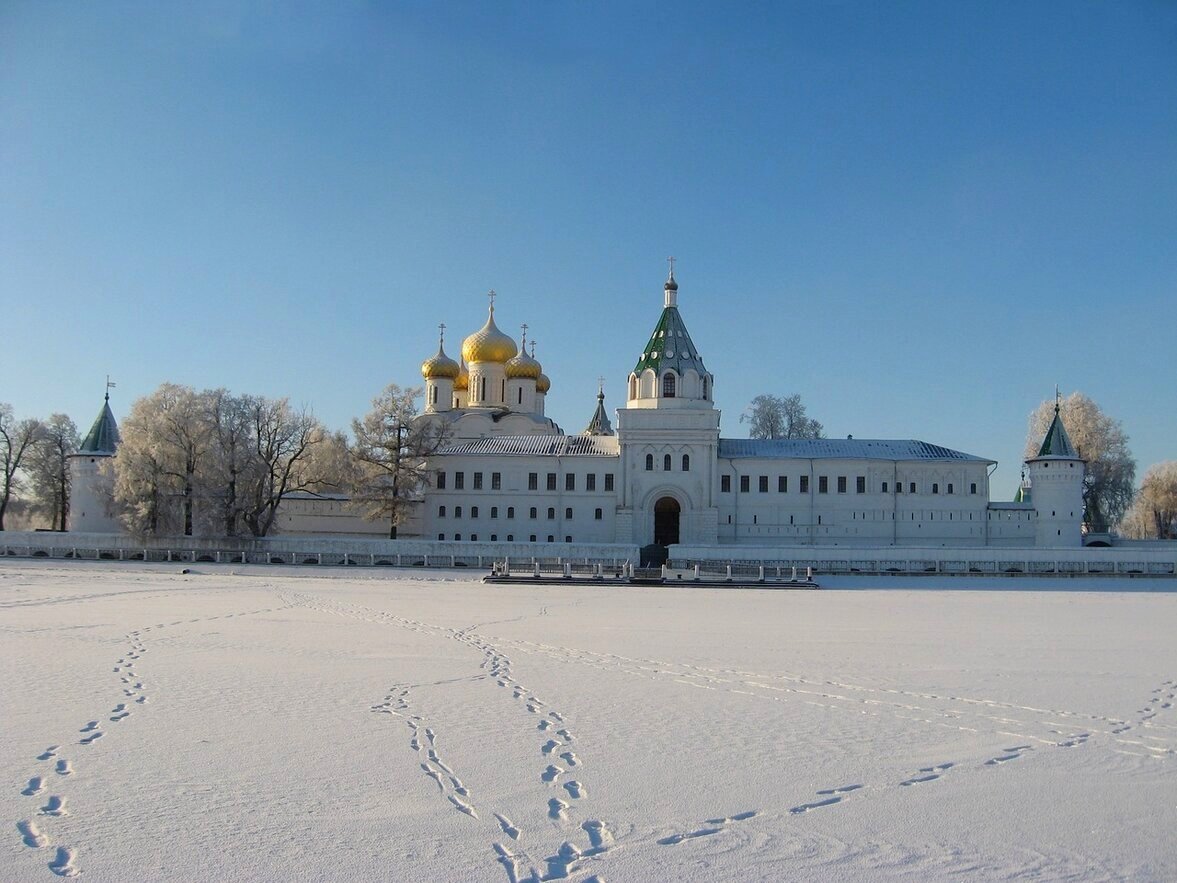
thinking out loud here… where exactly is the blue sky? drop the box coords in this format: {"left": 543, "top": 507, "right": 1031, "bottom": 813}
{"left": 2, "top": 1, "right": 1174, "bottom": 500}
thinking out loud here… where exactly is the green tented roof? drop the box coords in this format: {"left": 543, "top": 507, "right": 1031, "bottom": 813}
{"left": 1035, "top": 408, "right": 1078, "bottom": 458}
{"left": 632, "top": 305, "right": 708, "bottom": 378}
{"left": 79, "top": 399, "right": 120, "bottom": 454}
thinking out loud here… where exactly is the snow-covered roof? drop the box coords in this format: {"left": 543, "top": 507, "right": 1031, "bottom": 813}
{"left": 718, "top": 438, "right": 993, "bottom": 463}
{"left": 438, "top": 435, "right": 620, "bottom": 457}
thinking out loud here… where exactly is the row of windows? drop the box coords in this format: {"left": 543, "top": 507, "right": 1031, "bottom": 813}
{"left": 439, "top": 534, "right": 574, "bottom": 542}
{"left": 727, "top": 510, "right": 983, "bottom": 525}
{"left": 720, "top": 475, "right": 979, "bottom": 495}
{"left": 439, "top": 505, "right": 604, "bottom": 521}
{"left": 437, "top": 471, "right": 615, "bottom": 492}
{"left": 645, "top": 454, "right": 689, "bottom": 471}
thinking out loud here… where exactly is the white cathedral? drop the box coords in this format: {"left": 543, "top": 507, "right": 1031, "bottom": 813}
{"left": 69, "top": 268, "right": 1087, "bottom": 549}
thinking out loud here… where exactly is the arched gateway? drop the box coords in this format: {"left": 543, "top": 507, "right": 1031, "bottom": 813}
{"left": 654, "top": 496, "right": 681, "bottom": 546}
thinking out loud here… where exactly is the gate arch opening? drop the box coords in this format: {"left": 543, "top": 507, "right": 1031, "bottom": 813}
{"left": 654, "top": 496, "right": 681, "bottom": 546}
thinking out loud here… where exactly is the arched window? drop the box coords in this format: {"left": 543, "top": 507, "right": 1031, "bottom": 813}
{"left": 629, "top": 376, "right": 637, "bottom": 399}
{"left": 479, "top": 377, "right": 486, "bottom": 401}
{"left": 663, "top": 373, "right": 676, "bottom": 397}
{"left": 438, "top": 505, "right": 446, "bottom": 517}
{"left": 663, "top": 454, "right": 672, "bottom": 471}
{"left": 565, "top": 507, "right": 572, "bottom": 519}
{"left": 932, "top": 483, "right": 939, "bottom": 494}
{"left": 547, "top": 507, "right": 555, "bottom": 520}
{"left": 529, "top": 507, "right": 537, "bottom": 519}
{"left": 702, "top": 377, "right": 708, "bottom": 399}
{"left": 595, "top": 508, "right": 603, "bottom": 520}
{"left": 682, "top": 454, "right": 690, "bottom": 471}
{"left": 645, "top": 454, "right": 654, "bottom": 471}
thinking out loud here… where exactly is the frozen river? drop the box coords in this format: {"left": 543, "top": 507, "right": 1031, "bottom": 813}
{"left": 4, "top": 561, "right": 1176, "bottom": 881}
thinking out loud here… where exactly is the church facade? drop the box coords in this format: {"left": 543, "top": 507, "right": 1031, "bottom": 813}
{"left": 415, "top": 271, "right": 1086, "bottom": 549}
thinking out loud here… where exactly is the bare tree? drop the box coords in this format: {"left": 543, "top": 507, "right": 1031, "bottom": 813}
{"left": 203, "top": 389, "right": 255, "bottom": 537}
{"left": 1119, "top": 461, "right": 1177, "bottom": 540}
{"left": 0, "top": 404, "right": 44, "bottom": 531}
{"left": 239, "top": 396, "right": 332, "bottom": 538}
{"left": 741, "top": 393, "right": 824, "bottom": 440}
{"left": 1025, "top": 392, "right": 1135, "bottom": 532}
{"left": 25, "top": 413, "right": 79, "bottom": 531}
{"left": 350, "top": 384, "right": 449, "bottom": 538}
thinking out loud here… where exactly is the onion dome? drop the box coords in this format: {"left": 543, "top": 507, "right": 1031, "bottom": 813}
{"left": 528, "top": 339, "right": 551, "bottom": 393}
{"left": 454, "top": 358, "right": 470, "bottom": 391}
{"left": 505, "top": 327, "right": 542, "bottom": 379}
{"left": 420, "top": 328, "right": 460, "bottom": 380}
{"left": 462, "top": 296, "right": 518, "bottom": 364}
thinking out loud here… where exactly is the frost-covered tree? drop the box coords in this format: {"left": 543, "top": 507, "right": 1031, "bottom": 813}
{"left": 113, "top": 385, "right": 211, "bottom": 536}
{"left": 1119, "top": 461, "right": 1177, "bottom": 540}
{"left": 25, "top": 413, "right": 79, "bottom": 531}
{"left": 350, "top": 384, "right": 449, "bottom": 538}
{"left": 741, "top": 394, "right": 824, "bottom": 440}
{"left": 1024, "top": 392, "right": 1135, "bottom": 532}
{"left": 0, "top": 404, "right": 44, "bottom": 531}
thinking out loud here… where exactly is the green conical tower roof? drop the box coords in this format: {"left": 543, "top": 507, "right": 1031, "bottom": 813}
{"left": 584, "top": 387, "right": 614, "bottom": 436}
{"left": 1035, "top": 404, "right": 1078, "bottom": 458}
{"left": 79, "top": 395, "right": 120, "bottom": 454}
{"left": 632, "top": 268, "right": 708, "bottom": 378}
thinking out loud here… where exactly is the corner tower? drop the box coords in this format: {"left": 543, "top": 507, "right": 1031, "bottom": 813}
{"left": 68, "top": 390, "right": 122, "bottom": 533}
{"left": 1025, "top": 396, "right": 1085, "bottom": 546}
{"left": 616, "top": 264, "right": 720, "bottom": 548}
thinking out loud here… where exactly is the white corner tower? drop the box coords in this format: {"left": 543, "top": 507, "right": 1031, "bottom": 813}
{"left": 1025, "top": 396, "right": 1085, "bottom": 547}
{"left": 68, "top": 390, "right": 122, "bottom": 534}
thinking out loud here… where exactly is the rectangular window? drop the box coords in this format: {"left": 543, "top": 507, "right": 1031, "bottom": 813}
{"left": 721, "top": 475, "right": 731, "bottom": 493}
{"left": 454, "top": 472, "right": 464, "bottom": 490}
{"left": 436, "top": 471, "right": 446, "bottom": 490}
{"left": 528, "top": 473, "right": 538, "bottom": 491}
{"left": 819, "top": 476, "right": 829, "bottom": 494}
{"left": 740, "top": 475, "right": 750, "bottom": 493}
{"left": 947, "top": 483, "right": 954, "bottom": 494}
{"left": 910, "top": 482, "right": 916, "bottom": 494}
{"left": 507, "top": 506, "right": 515, "bottom": 519}
{"left": 490, "top": 506, "right": 498, "bottom": 518}
{"left": 882, "top": 481, "right": 889, "bottom": 493}
{"left": 856, "top": 476, "right": 866, "bottom": 494}
{"left": 547, "top": 507, "right": 555, "bottom": 520}
{"left": 837, "top": 476, "right": 847, "bottom": 493}
{"left": 547, "top": 473, "right": 557, "bottom": 491}
{"left": 970, "top": 482, "right": 978, "bottom": 494}
{"left": 594, "top": 508, "right": 603, "bottom": 520}
{"left": 778, "top": 476, "right": 787, "bottom": 493}
{"left": 586, "top": 473, "right": 596, "bottom": 491}
{"left": 604, "top": 474, "right": 615, "bottom": 492}
{"left": 455, "top": 506, "right": 462, "bottom": 518}
{"left": 565, "top": 474, "right": 575, "bottom": 492}
{"left": 800, "top": 475, "right": 810, "bottom": 493}
{"left": 438, "top": 506, "right": 446, "bottom": 518}
{"left": 530, "top": 507, "right": 537, "bottom": 519}
{"left": 473, "top": 472, "right": 483, "bottom": 490}
{"left": 759, "top": 476, "right": 768, "bottom": 493}
{"left": 565, "top": 507, "right": 572, "bottom": 519}
{"left": 471, "top": 506, "right": 479, "bottom": 518}
{"left": 491, "top": 472, "right": 501, "bottom": 490}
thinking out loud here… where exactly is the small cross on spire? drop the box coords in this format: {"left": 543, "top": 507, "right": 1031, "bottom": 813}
{"left": 1055, "top": 384, "right": 1061, "bottom": 414}
{"left": 488, "top": 289, "right": 497, "bottom": 313}
{"left": 520, "top": 322, "right": 529, "bottom": 346}
{"left": 667, "top": 255, "right": 676, "bottom": 280}
{"left": 438, "top": 322, "right": 446, "bottom": 345}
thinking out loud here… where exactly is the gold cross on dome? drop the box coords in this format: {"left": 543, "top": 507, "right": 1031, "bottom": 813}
{"left": 438, "top": 322, "right": 446, "bottom": 344}
{"left": 488, "top": 289, "right": 497, "bottom": 311}
{"left": 521, "top": 322, "right": 528, "bottom": 344}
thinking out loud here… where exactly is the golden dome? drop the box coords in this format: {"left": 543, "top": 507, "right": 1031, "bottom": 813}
{"left": 462, "top": 307, "right": 518, "bottom": 364}
{"left": 536, "top": 372, "right": 551, "bottom": 394}
{"left": 453, "top": 359, "right": 469, "bottom": 391}
{"left": 505, "top": 331, "right": 542, "bottom": 379}
{"left": 420, "top": 338, "right": 460, "bottom": 380}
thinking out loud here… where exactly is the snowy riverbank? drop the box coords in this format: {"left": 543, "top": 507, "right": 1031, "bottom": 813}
{"left": 4, "top": 561, "right": 1176, "bottom": 880}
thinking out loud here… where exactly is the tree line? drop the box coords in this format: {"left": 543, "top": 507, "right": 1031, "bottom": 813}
{"left": 0, "top": 383, "right": 446, "bottom": 538}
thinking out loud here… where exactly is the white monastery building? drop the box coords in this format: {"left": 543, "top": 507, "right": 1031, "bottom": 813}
{"left": 68, "top": 268, "right": 1087, "bottom": 549}
{"left": 411, "top": 270, "right": 1086, "bottom": 549}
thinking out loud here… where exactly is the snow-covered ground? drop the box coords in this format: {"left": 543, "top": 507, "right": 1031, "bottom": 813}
{"left": 4, "top": 562, "right": 1176, "bottom": 881}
